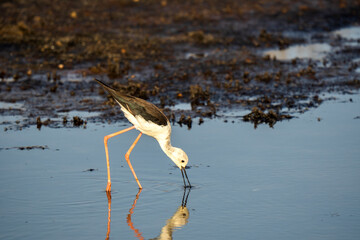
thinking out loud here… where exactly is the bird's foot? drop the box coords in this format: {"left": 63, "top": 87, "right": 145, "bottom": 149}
{"left": 106, "top": 183, "right": 111, "bottom": 192}
{"left": 106, "top": 190, "right": 112, "bottom": 201}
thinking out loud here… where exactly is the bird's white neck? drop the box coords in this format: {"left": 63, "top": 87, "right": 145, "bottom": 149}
{"left": 158, "top": 137, "right": 176, "bottom": 160}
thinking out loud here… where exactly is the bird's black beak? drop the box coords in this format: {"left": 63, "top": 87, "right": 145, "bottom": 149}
{"left": 181, "top": 167, "right": 192, "bottom": 188}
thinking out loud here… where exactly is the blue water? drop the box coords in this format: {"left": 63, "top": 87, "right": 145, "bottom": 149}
{"left": 0, "top": 93, "right": 360, "bottom": 240}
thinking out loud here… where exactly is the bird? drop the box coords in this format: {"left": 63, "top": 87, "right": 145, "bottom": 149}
{"left": 95, "top": 79, "right": 191, "bottom": 191}
{"left": 106, "top": 188, "right": 191, "bottom": 240}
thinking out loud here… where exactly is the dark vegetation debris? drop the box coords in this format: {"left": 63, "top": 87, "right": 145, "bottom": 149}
{"left": 72, "top": 116, "right": 86, "bottom": 127}
{"left": 0, "top": 145, "right": 49, "bottom": 151}
{"left": 83, "top": 168, "right": 98, "bottom": 172}
{"left": 178, "top": 114, "right": 193, "bottom": 129}
{"left": 243, "top": 107, "right": 292, "bottom": 128}
{"left": 36, "top": 117, "right": 51, "bottom": 130}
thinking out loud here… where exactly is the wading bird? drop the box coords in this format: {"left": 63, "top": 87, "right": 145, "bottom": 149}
{"left": 96, "top": 79, "right": 191, "bottom": 191}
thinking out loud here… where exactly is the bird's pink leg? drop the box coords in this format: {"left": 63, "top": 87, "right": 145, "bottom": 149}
{"left": 105, "top": 191, "right": 112, "bottom": 240}
{"left": 127, "top": 189, "right": 144, "bottom": 240}
{"left": 125, "top": 132, "right": 143, "bottom": 189}
{"left": 104, "top": 126, "right": 135, "bottom": 192}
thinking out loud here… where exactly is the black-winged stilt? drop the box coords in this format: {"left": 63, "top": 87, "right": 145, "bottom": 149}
{"left": 96, "top": 79, "right": 191, "bottom": 191}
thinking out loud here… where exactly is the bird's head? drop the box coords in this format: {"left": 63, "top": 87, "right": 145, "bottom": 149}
{"left": 170, "top": 147, "right": 189, "bottom": 169}
{"left": 170, "top": 206, "right": 190, "bottom": 227}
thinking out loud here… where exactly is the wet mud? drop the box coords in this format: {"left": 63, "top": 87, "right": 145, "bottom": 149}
{"left": 1, "top": 0, "right": 360, "bottom": 130}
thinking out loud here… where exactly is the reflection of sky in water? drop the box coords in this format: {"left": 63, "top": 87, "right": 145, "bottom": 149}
{"left": 185, "top": 52, "right": 209, "bottom": 59}
{"left": 0, "top": 101, "right": 25, "bottom": 110}
{"left": 0, "top": 115, "right": 25, "bottom": 123}
{"left": 58, "top": 110, "right": 101, "bottom": 118}
{"left": 0, "top": 102, "right": 25, "bottom": 123}
{"left": 264, "top": 43, "right": 331, "bottom": 61}
{"left": 353, "top": 58, "right": 360, "bottom": 73}
{"left": 0, "top": 92, "right": 359, "bottom": 239}
{"left": 333, "top": 26, "right": 360, "bottom": 40}
{"left": 264, "top": 26, "right": 360, "bottom": 61}
{"left": 168, "top": 103, "right": 192, "bottom": 111}
{"left": 58, "top": 70, "right": 94, "bottom": 82}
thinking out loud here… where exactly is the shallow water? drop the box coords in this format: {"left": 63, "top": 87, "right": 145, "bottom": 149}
{"left": 333, "top": 26, "right": 360, "bottom": 40}
{"left": 263, "top": 26, "right": 360, "bottom": 61}
{"left": 58, "top": 110, "right": 102, "bottom": 118}
{"left": 0, "top": 102, "right": 25, "bottom": 111}
{"left": 263, "top": 43, "right": 332, "bottom": 61}
{"left": 169, "top": 103, "right": 192, "bottom": 111}
{"left": 1, "top": 93, "right": 360, "bottom": 240}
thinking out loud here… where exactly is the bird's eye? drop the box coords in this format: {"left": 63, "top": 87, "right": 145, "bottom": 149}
{"left": 181, "top": 160, "right": 185, "bottom": 163}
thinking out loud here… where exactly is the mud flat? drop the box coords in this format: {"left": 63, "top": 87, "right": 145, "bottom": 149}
{"left": 0, "top": 0, "right": 359, "bottom": 130}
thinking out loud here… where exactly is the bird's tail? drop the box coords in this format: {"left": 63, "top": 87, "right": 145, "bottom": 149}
{"left": 95, "top": 79, "right": 125, "bottom": 99}
{"left": 95, "top": 79, "right": 134, "bottom": 109}
{"left": 95, "top": 79, "right": 115, "bottom": 92}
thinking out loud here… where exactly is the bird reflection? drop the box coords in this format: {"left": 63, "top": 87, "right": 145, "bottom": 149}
{"left": 105, "top": 188, "right": 191, "bottom": 240}
{"left": 127, "top": 189, "right": 144, "bottom": 240}
{"left": 150, "top": 188, "right": 191, "bottom": 240}
{"left": 105, "top": 191, "right": 112, "bottom": 240}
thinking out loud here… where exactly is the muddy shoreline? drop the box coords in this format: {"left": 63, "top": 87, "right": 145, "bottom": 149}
{"left": 1, "top": 0, "right": 359, "bottom": 130}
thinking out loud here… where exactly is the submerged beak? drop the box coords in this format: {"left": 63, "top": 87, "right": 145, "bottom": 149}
{"left": 181, "top": 167, "right": 192, "bottom": 188}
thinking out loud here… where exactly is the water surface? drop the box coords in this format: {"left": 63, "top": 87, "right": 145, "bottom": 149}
{"left": 1, "top": 93, "right": 360, "bottom": 240}
{"left": 263, "top": 26, "right": 360, "bottom": 61}
{"left": 263, "top": 43, "right": 331, "bottom": 61}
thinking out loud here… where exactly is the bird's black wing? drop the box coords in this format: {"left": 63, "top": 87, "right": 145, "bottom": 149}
{"left": 95, "top": 79, "right": 168, "bottom": 126}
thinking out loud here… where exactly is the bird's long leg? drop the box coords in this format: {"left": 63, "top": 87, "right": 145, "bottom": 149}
{"left": 127, "top": 189, "right": 144, "bottom": 240}
{"left": 125, "top": 132, "right": 143, "bottom": 189}
{"left": 104, "top": 126, "right": 135, "bottom": 192}
{"left": 183, "top": 168, "right": 192, "bottom": 188}
{"left": 105, "top": 191, "right": 112, "bottom": 240}
{"left": 181, "top": 167, "right": 192, "bottom": 188}
{"left": 181, "top": 168, "right": 187, "bottom": 187}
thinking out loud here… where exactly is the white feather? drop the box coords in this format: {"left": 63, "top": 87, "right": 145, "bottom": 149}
{"left": 119, "top": 103, "right": 188, "bottom": 169}
{"left": 120, "top": 105, "right": 171, "bottom": 141}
